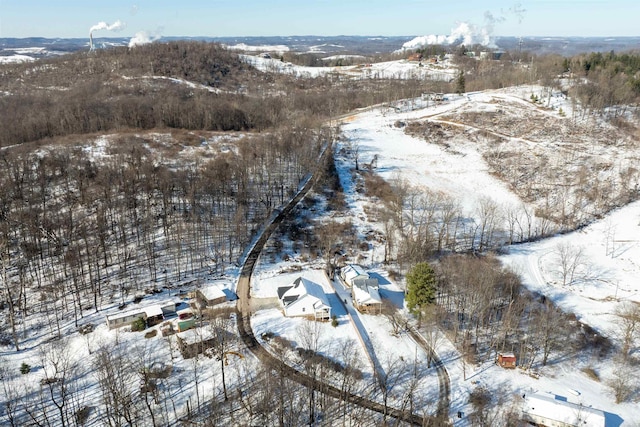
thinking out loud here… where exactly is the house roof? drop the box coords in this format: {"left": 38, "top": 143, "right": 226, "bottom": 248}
{"left": 352, "top": 281, "right": 381, "bottom": 305}
{"left": 199, "top": 285, "right": 226, "bottom": 301}
{"left": 278, "top": 277, "right": 331, "bottom": 310}
{"left": 523, "top": 393, "right": 605, "bottom": 427}
{"left": 277, "top": 285, "right": 294, "bottom": 300}
{"left": 106, "top": 308, "right": 146, "bottom": 322}
{"left": 144, "top": 305, "right": 164, "bottom": 318}
{"left": 342, "top": 264, "right": 369, "bottom": 282}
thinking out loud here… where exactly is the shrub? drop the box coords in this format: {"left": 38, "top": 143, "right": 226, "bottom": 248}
{"left": 75, "top": 406, "right": 91, "bottom": 425}
{"left": 261, "top": 331, "right": 275, "bottom": 341}
{"left": 20, "top": 362, "right": 31, "bottom": 375}
{"left": 144, "top": 329, "right": 158, "bottom": 339}
{"left": 469, "top": 386, "right": 491, "bottom": 411}
{"left": 582, "top": 366, "right": 599, "bottom": 381}
{"left": 131, "top": 317, "right": 146, "bottom": 332}
{"left": 331, "top": 315, "right": 339, "bottom": 327}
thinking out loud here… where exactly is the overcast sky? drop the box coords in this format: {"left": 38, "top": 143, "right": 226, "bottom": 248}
{"left": 0, "top": 0, "right": 638, "bottom": 39}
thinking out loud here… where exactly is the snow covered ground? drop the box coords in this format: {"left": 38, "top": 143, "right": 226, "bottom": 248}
{"left": 335, "top": 89, "right": 640, "bottom": 424}
{"left": 241, "top": 54, "right": 457, "bottom": 81}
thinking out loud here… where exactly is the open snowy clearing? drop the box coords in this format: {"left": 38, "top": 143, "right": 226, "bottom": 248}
{"left": 241, "top": 54, "right": 458, "bottom": 81}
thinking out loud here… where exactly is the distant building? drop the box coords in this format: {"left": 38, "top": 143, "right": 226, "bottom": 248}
{"left": 521, "top": 393, "right": 606, "bottom": 427}
{"left": 176, "top": 326, "right": 234, "bottom": 359}
{"left": 277, "top": 277, "right": 332, "bottom": 321}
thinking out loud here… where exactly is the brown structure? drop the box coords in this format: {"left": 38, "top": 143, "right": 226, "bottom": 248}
{"left": 497, "top": 352, "right": 516, "bottom": 369}
{"left": 192, "top": 286, "right": 227, "bottom": 309}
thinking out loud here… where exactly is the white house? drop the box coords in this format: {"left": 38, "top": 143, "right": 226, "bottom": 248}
{"left": 341, "top": 264, "right": 378, "bottom": 289}
{"left": 522, "top": 393, "right": 606, "bottom": 427}
{"left": 277, "top": 277, "right": 332, "bottom": 320}
{"left": 352, "top": 281, "right": 382, "bottom": 313}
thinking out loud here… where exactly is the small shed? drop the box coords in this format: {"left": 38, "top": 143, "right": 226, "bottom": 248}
{"left": 144, "top": 305, "right": 165, "bottom": 327}
{"left": 497, "top": 352, "right": 517, "bottom": 369}
{"left": 193, "top": 285, "right": 227, "bottom": 309}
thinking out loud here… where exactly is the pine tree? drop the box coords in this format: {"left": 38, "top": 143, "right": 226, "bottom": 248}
{"left": 405, "top": 262, "right": 437, "bottom": 318}
{"left": 456, "top": 70, "right": 466, "bottom": 95}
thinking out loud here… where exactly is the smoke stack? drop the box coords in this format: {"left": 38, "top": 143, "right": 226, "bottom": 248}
{"left": 88, "top": 20, "right": 125, "bottom": 51}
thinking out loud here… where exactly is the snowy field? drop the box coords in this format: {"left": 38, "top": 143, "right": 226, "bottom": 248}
{"left": 241, "top": 54, "right": 458, "bottom": 81}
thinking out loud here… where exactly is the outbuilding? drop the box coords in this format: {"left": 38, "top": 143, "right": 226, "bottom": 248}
{"left": 497, "top": 352, "right": 517, "bottom": 369}
{"left": 352, "top": 281, "right": 382, "bottom": 314}
{"left": 193, "top": 285, "right": 227, "bottom": 309}
{"left": 106, "top": 309, "right": 146, "bottom": 329}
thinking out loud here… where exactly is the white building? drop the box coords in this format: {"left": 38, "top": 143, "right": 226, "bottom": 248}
{"left": 352, "top": 280, "right": 382, "bottom": 313}
{"left": 522, "top": 393, "right": 606, "bottom": 427}
{"left": 340, "top": 264, "right": 378, "bottom": 289}
{"left": 105, "top": 301, "right": 176, "bottom": 329}
{"left": 277, "top": 277, "right": 332, "bottom": 320}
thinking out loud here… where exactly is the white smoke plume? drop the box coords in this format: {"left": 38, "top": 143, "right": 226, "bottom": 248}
{"left": 128, "top": 30, "right": 162, "bottom": 48}
{"left": 400, "top": 4, "right": 527, "bottom": 52}
{"left": 89, "top": 20, "right": 125, "bottom": 34}
{"left": 89, "top": 20, "right": 125, "bottom": 50}
{"left": 401, "top": 21, "right": 495, "bottom": 51}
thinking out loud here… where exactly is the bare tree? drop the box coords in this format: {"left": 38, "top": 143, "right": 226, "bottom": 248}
{"left": 0, "top": 359, "right": 23, "bottom": 427}
{"left": 39, "top": 339, "right": 81, "bottom": 427}
{"left": 93, "top": 343, "right": 140, "bottom": 426}
{"left": 532, "top": 300, "right": 566, "bottom": 366}
{"left": 420, "top": 305, "right": 444, "bottom": 368}
{"left": 554, "top": 242, "right": 584, "bottom": 286}
{"left": 615, "top": 302, "right": 640, "bottom": 361}
{"left": 381, "top": 299, "right": 409, "bottom": 336}
{"left": 297, "top": 320, "right": 324, "bottom": 424}
{"left": 206, "top": 308, "right": 237, "bottom": 401}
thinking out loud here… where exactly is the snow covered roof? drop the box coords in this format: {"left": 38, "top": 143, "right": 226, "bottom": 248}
{"left": 352, "top": 282, "right": 381, "bottom": 305}
{"left": 278, "top": 277, "right": 330, "bottom": 309}
{"left": 523, "top": 393, "right": 605, "bottom": 427}
{"left": 343, "top": 264, "right": 368, "bottom": 280}
{"left": 106, "top": 308, "right": 145, "bottom": 322}
{"left": 144, "top": 305, "right": 164, "bottom": 318}
{"left": 199, "top": 285, "right": 226, "bottom": 301}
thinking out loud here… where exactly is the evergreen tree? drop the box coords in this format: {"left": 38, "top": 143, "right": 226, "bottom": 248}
{"left": 456, "top": 70, "right": 466, "bottom": 95}
{"left": 405, "top": 262, "right": 437, "bottom": 318}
